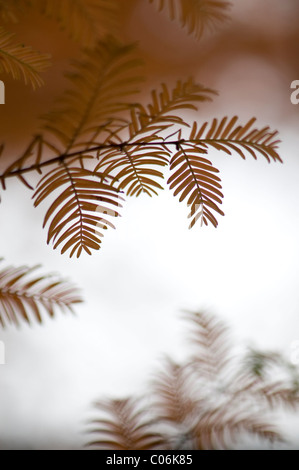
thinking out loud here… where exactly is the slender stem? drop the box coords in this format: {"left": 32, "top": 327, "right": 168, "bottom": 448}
{"left": 0, "top": 137, "right": 277, "bottom": 182}
{"left": 0, "top": 140, "right": 185, "bottom": 180}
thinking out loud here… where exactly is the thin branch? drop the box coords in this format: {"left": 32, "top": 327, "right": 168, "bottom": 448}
{"left": 0, "top": 135, "right": 279, "bottom": 183}
{"left": 0, "top": 140, "right": 184, "bottom": 181}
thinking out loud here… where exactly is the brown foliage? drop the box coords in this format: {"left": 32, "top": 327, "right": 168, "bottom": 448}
{"left": 85, "top": 312, "right": 299, "bottom": 450}
{"left": 0, "top": 0, "right": 282, "bottom": 257}
{"left": 0, "top": 261, "right": 82, "bottom": 327}
{"left": 0, "top": 1, "right": 284, "bottom": 318}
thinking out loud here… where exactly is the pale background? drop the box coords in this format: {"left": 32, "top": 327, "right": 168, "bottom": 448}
{"left": 0, "top": 0, "right": 298, "bottom": 449}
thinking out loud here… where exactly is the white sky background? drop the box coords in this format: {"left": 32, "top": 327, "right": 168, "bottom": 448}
{"left": 0, "top": 0, "right": 299, "bottom": 449}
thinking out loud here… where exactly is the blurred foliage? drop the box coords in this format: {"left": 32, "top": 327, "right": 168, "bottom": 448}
{"left": 86, "top": 311, "right": 299, "bottom": 450}
{"left": 0, "top": 260, "right": 82, "bottom": 327}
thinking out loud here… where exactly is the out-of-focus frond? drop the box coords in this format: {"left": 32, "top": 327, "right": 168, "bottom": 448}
{"left": 192, "top": 408, "right": 279, "bottom": 449}
{"left": 149, "top": 0, "right": 231, "bottom": 39}
{"left": 0, "top": 0, "right": 21, "bottom": 23}
{"left": 244, "top": 348, "right": 283, "bottom": 379}
{"left": 2, "top": 135, "right": 46, "bottom": 184}
{"left": 153, "top": 359, "right": 197, "bottom": 426}
{"left": 0, "top": 261, "right": 82, "bottom": 327}
{"left": 86, "top": 398, "right": 167, "bottom": 450}
{"left": 184, "top": 311, "right": 231, "bottom": 378}
{"left": 85, "top": 311, "right": 299, "bottom": 450}
{"left": 33, "top": 0, "right": 118, "bottom": 47}
{"left": 253, "top": 381, "right": 299, "bottom": 411}
{"left": 231, "top": 348, "right": 299, "bottom": 411}
{"left": 43, "top": 38, "right": 142, "bottom": 154}
{"left": 0, "top": 27, "right": 51, "bottom": 89}
{"left": 0, "top": 0, "right": 117, "bottom": 45}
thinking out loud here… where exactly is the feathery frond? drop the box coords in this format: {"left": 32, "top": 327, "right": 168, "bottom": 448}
{"left": 0, "top": 0, "right": 20, "bottom": 23}
{"left": 168, "top": 142, "right": 224, "bottom": 228}
{"left": 0, "top": 27, "right": 51, "bottom": 89}
{"left": 96, "top": 79, "right": 215, "bottom": 196}
{"left": 120, "top": 78, "right": 215, "bottom": 139}
{"left": 184, "top": 311, "right": 231, "bottom": 378}
{"left": 0, "top": 112, "right": 282, "bottom": 255}
{"left": 43, "top": 38, "right": 142, "bottom": 154}
{"left": 0, "top": 0, "right": 117, "bottom": 46}
{"left": 191, "top": 116, "right": 282, "bottom": 163}
{"left": 0, "top": 261, "right": 82, "bottom": 327}
{"left": 34, "top": 0, "right": 118, "bottom": 47}
{"left": 128, "top": 79, "right": 216, "bottom": 132}
{"left": 153, "top": 359, "right": 197, "bottom": 426}
{"left": 168, "top": 116, "right": 281, "bottom": 229}
{"left": 87, "top": 398, "right": 166, "bottom": 450}
{"left": 98, "top": 142, "right": 169, "bottom": 197}
{"left": 33, "top": 164, "right": 123, "bottom": 258}
{"left": 149, "top": 0, "right": 231, "bottom": 39}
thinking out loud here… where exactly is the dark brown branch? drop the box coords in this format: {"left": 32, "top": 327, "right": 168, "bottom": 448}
{"left": 0, "top": 135, "right": 279, "bottom": 184}
{"left": 0, "top": 139, "right": 185, "bottom": 181}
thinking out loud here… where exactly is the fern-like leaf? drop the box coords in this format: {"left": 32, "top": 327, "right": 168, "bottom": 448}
{"left": 0, "top": 27, "right": 51, "bottom": 89}
{"left": 168, "top": 116, "right": 281, "bottom": 228}
{"left": 192, "top": 116, "right": 282, "bottom": 163}
{"left": 86, "top": 398, "right": 166, "bottom": 450}
{"left": 129, "top": 79, "right": 216, "bottom": 132}
{"left": 168, "top": 142, "right": 224, "bottom": 228}
{"left": 149, "top": 0, "right": 231, "bottom": 39}
{"left": 0, "top": 261, "right": 82, "bottom": 327}
{"left": 98, "top": 142, "right": 169, "bottom": 197}
{"left": 96, "top": 79, "right": 215, "bottom": 196}
{"left": 33, "top": 164, "right": 123, "bottom": 258}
